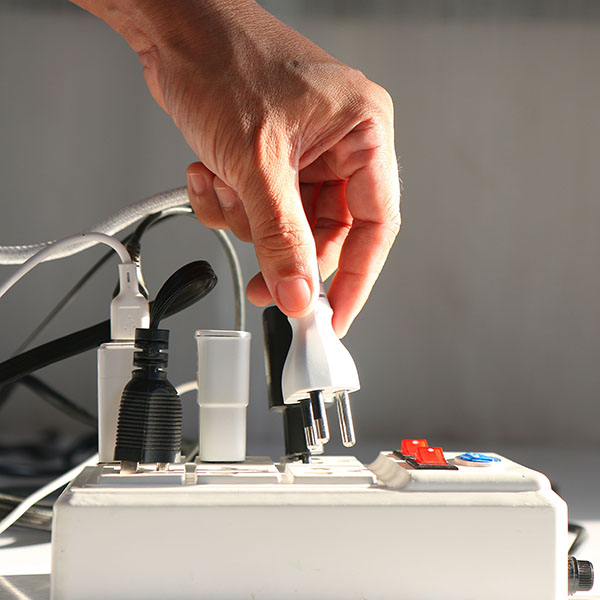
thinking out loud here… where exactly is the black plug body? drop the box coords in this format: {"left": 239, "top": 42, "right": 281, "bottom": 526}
{"left": 114, "top": 328, "right": 182, "bottom": 463}
{"left": 262, "top": 306, "right": 310, "bottom": 461}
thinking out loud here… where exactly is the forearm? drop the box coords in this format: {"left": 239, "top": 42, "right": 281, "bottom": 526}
{"left": 69, "top": 0, "right": 258, "bottom": 55}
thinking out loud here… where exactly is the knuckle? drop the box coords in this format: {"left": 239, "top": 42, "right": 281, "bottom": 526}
{"left": 361, "top": 81, "right": 394, "bottom": 122}
{"left": 380, "top": 199, "right": 402, "bottom": 242}
{"left": 253, "top": 220, "right": 308, "bottom": 260}
{"left": 340, "top": 68, "right": 394, "bottom": 117}
{"left": 387, "top": 213, "right": 402, "bottom": 239}
{"left": 377, "top": 86, "right": 394, "bottom": 112}
{"left": 236, "top": 125, "right": 291, "bottom": 198}
{"left": 374, "top": 220, "right": 400, "bottom": 249}
{"left": 193, "top": 211, "right": 227, "bottom": 230}
{"left": 231, "top": 225, "right": 253, "bottom": 244}
{"left": 315, "top": 216, "right": 352, "bottom": 233}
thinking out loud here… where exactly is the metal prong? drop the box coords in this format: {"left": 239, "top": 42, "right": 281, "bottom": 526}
{"left": 336, "top": 391, "right": 356, "bottom": 447}
{"left": 310, "top": 390, "right": 330, "bottom": 443}
{"left": 300, "top": 397, "right": 321, "bottom": 451}
{"left": 311, "top": 441, "right": 324, "bottom": 455}
{"left": 120, "top": 460, "right": 138, "bottom": 474}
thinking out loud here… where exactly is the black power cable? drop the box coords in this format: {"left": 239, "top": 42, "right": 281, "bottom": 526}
{"left": 0, "top": 432, "right": 97, "bottom": 478}
{"left": 0, "top": 243, "right": 128, "bottom": 412}
{"left": 0, "top": 296, "right": 215, "bottom": 389}
{"left": 19, "top": 375, "right": 97, "bottom": 428}
{"left": 0, "top": 319, "right": 111, "bottom": 388}
{"left": 150, "top": 260, "right": 216, "bottom": 328}
{"left": 569, "top": 522, "right": 588, "bottom": 555}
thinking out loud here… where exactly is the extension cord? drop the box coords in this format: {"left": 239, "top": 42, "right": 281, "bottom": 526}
{"left": 51, "top": 451, "right": 573, "bottom": 599}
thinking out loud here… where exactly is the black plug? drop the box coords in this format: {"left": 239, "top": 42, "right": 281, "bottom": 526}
{"left": 114, "top": 328, "right": 182, "bottom": 464}
{"left": 262, "top": 306, "right": 310, "bottom": 462}
{"left": 113, "top": 260, "right": 217, "bottom": 466}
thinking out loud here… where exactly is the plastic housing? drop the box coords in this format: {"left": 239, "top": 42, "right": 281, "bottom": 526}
{"left": 97, "top": 342, "right": 135, "bottom": 463}
{"left": 195, "top": 330, "right": 251, "bottom": 462}
{"left": 110, "top": 263, "right": 149, "bottom": 341}
{"left": 282, "top": 289, "right": 359, "bottom": 404}
{"left": 51, "top": 453, "right": 569, "bottom": 600}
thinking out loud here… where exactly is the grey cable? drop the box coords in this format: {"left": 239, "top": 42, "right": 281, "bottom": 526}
{"left": 9, "top": 207, "right": 244, "bottom": 354}
{"left": 185, "top": 445, "right": 199, "bottom": 462}
{"left": 210, "top": 229, "right": 246, "bottom": 331}
{"left": 0, "top": 187, "right": 189, "bottom": 265}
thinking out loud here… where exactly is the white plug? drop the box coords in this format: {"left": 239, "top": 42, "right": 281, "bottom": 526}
{"left": 282, "top": 284, "right": 360, "bottom": 403}
{"left": 282, "top": 283, "right": 360, "bottom": 449}
{"left": 98, "top": 263, "right": 150, "bottom": 462}
{"left": 110, "top": 263, "right": 150, "bottom": 341}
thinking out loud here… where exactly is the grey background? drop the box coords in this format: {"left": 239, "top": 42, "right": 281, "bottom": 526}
{"left": 0, "top": 1, "right": 599, "bottom": 460}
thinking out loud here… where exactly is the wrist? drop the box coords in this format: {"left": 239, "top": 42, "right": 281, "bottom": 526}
{"left": 71, "top": 0, "right": 260, "bottom": 55}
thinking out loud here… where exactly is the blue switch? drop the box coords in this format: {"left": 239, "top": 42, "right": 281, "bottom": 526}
{"left": 457, "top": 452, "right": 500, "bottom": 464}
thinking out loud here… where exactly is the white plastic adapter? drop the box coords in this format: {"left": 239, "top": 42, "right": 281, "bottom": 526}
{"left": 282, "top": 285, "right": 359, "bottom": 404}
{"left": 97, "top": 342, "right": 136, "bottom": 462}
{"left": 195, "top": 330, "right": 251, "bottom": 462}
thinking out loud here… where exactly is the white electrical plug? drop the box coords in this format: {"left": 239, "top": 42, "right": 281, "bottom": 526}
{"left": 282, "top": 284, "right": 360, "bottom": 404}
{"left": 110, "top": 263, "right": 150, "bottom": 341}
{"left": 281, "top": 283, "right": 360, "bottom": 449}
{"left": 98, "top": 263, "right": 150, "bottom": 462}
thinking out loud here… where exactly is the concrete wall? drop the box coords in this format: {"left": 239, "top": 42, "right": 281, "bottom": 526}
{"left": 1, "top": 2, "right": 599, "bottom": 456}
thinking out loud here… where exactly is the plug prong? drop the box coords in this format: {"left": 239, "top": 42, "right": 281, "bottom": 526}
{"left": 336, "top": 391, "right": 356, "bottom": 447}
{"left": 300, "top": 397, "right": 320, "bottom": 451}
{"left": 120, "top": 460, "right": 138, "bottom": 474}
{"left": 310, "top": 390, "right": 330, "bottom": 443}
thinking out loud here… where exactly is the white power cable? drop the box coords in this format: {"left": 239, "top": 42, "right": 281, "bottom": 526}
{"left": 0, "top": 187, "right": 188, "bottom": 265}
{"left": 0, "top": 453, "right": 99, "bottom": 535}
{"left": 0, "top": 186, "right": 246, "bottom": 329}
{"left": 0, "top": 232, "right": 131, "bottom": 303}
{"left": 176, "top": 380, "right": 198, "bottom": 397}
{"left": 211, "top": 230, "right": 246, "bottom": 331}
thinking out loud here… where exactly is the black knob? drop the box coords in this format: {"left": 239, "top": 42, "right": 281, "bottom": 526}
{"left": 568, "top": 556, "right": 594, "bottom": 595}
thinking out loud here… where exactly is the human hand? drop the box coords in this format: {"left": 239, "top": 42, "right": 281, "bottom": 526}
{"left": 74, "top": 0, "right": 400, "bottom": 337}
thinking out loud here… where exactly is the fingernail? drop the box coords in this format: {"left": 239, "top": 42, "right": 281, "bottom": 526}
{"left": 276, "top": 277, "right": 312, "bottom": 314}
{"left": 214, "top": 182, "right": 238, "bottom": 209}
{"left": 187, "top": 172, "right": 205, "bottom": 197}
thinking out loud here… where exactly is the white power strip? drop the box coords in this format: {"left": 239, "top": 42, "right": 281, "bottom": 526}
{"left": 51, "top": 452, "right": 569, "bottom": 600}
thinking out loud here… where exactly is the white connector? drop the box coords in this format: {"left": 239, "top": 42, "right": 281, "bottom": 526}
{"left": 98, "top": 264, "right": 149, "bottom": 462}
{"left": 110, "top": 263, "right": 149, "bottom": 341}
{"left": 281, "top": 285, "right": 360, "bottom": 404}
{"left": 281, "top": 284, "right": 360, "bottom": 450}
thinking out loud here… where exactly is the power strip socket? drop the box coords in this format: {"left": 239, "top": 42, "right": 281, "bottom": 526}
{"left": 51, "top": 452, "right": 570, "bottom": 599}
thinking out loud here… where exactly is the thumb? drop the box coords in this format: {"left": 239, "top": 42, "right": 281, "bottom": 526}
{"left": 243, "top": 172, "right": 319, "bottom": 318}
